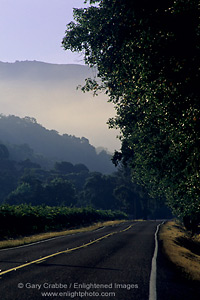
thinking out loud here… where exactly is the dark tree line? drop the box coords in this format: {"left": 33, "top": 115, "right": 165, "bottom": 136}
{"left": 0, "top": 144, "right": 170, "bottom": 219}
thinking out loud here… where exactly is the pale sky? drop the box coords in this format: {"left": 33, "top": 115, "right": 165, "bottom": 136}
{"left": 0, "top": 0, "right": 88, "bottom": 64}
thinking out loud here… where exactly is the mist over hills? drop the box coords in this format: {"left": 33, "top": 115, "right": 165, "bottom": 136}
{"left": 0, "top": 60, "right": 120, "bottom": 152}
{"left": 0, "top": 115, "right": 115, "bottom": 173}
{"left": 0, "top": 61, "right": 94, "bottom": 82}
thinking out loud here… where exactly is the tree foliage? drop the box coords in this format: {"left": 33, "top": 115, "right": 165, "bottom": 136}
{"left": 62, "top": 0, "right": 200, "bottom": 231}
{"left": 3, "top": 155, "right": 169, "bottom": 219}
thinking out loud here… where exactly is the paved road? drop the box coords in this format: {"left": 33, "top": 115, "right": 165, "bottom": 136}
{"left": 0, "top": 221, "right": 199, "bottom": 300}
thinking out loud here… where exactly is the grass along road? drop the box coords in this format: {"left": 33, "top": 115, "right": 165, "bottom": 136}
{"left": 0, "top": 220, "right": 127, "bottom": 250}
{"left": 159, "top": 221, "right": 200, "bottom": 281}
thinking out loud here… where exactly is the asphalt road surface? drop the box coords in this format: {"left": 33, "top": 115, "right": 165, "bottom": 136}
{"left": 0, "top": 221, "right": 199, "bottom": 300}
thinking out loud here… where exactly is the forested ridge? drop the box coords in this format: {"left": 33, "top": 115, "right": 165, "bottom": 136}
{"left": 0, "top": 114, "right": 114, "bottom": 173}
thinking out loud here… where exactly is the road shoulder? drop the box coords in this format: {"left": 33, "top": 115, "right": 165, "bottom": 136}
{"left": 157, "top": 221, "right": 200, "bottom": 300}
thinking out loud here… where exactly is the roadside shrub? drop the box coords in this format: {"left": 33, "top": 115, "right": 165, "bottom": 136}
{"left": 0, "top": 204, "right": 127, "bottom": 238}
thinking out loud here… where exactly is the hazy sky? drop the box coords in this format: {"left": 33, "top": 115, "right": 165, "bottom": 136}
{"left": 0, "top": 0, "right": 88, "bottom": 64}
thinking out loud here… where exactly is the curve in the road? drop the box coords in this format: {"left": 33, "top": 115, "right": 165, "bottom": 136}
{"left": 0, "top": 224, "right": 134, "bottom": 277}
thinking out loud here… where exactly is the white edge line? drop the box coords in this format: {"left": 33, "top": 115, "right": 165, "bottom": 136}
{"left": 149, "top": 221, "right": 164, "bottom": 300}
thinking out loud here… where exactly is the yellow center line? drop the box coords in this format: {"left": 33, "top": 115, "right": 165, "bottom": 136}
{"left": 0, "top": 224, "right": 134, "bottom": 277}
{"left": 120, "top": 225, "right": 133, "bottom": 232}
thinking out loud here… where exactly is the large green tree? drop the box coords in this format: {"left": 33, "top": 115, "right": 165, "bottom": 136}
{"left": 82, "top": 172, "right": 116, "bottom": 210}
{"left": 63, "top": 0, "right": 200, "bottom": 231}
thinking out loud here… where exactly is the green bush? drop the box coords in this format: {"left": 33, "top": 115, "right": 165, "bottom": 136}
{"left": 0, "top": 204, "right": 127, "bottom": 238}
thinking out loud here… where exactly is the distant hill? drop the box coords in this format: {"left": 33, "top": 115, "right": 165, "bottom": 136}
{"left": 0, "top": 61, "right": 94, "bottom": 83}
{"left": 0, "top": 115, "right": 115, "bottom": 173}
{"left": 0, "top": 60, "right": 120, "bottom": 152}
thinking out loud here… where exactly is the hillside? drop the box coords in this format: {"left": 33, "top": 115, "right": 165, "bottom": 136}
{"left": 0, "top": 61, "right": 94, "bottom": 82}
{"left": 0, "top": 115, "right": 115, "bottom": 173}
{"left": 0, "top": 61, "right": 119, "bottom": 152}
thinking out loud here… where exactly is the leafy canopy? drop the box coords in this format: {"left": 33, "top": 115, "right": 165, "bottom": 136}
{"left": 62, "top": 0, "right": 200, "bottom": 228}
